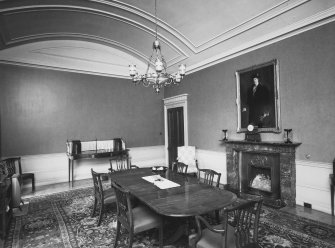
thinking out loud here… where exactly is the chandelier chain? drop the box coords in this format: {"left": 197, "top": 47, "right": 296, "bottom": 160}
{"left": 155, "top": 0, "right": 158, "bottom": 40}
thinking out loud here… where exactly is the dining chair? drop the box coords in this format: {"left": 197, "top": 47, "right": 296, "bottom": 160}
{"left": 173, "top": 162, "right": 188, "bottom": 176}
{"left": 91, "top": 169, "right": 116, "bottom": 226}
{"left": 111, "top": 182, "right": 163, "bottom": 248}
{"left": 109, "top": 154, "right": 138, "bottom": 172}
{"left": 190, "top": 195, "right": 263, "bottom": 248}
{"left": 198, "top": 169, "right": 221, "bottom": 188}
{"left": 197, "top": 169, "right": 222, "bottom": 223}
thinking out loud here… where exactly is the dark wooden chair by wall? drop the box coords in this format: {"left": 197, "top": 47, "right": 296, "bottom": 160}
{"left": 190, "top": 195, "right": 263, "bottom": 248}
{"left": 2, "top": 157, "right": 35, "bottom": 191}
{"left": 91, "top": 169, "right": 116, "bottom": 226}
{"left": 111, "top": 182, "right": 163, "bottom": 248}
{"left": 0, "top": 159, "right": 24, "bottom": 210}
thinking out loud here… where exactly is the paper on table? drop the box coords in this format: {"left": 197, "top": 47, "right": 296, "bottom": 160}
{"left": 142, "top": 175, "right": 180, "bottom": 189}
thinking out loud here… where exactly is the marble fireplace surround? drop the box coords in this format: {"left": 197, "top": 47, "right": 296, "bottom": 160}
{"left": 224, "top": 140, "right": 301, "bottom": 207}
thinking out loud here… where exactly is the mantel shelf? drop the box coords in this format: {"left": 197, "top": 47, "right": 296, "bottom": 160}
{"left": 220, "top": 139, "right": 301, "bottom": 148}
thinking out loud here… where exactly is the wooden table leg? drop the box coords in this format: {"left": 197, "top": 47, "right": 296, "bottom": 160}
{"left": 71, "top": 160, "right": 74, "bottom": 186}
{"left": 68, "top": 159, "right": 71, "bottom": 182}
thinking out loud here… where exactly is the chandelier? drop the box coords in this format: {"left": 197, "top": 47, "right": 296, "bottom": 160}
{"left": 129, "top": 0, "right": 186, "bottom": 94}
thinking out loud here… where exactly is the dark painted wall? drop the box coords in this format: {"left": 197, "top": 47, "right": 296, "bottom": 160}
{"left": 165, "top": 22, "right": 335, "bottom": 163}
{"left": 0, "top": 65, "right": 164, "bottom": 156}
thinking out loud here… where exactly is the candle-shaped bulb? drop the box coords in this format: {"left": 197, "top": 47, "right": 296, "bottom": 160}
{"left": 155, "top": 59, "right": 163, "bottom": 73}
{"left": 129, "top": 64, "right": 137, "bottom": 77}
{"left": 178, "top": 64, "right": 186, "bottom": 76}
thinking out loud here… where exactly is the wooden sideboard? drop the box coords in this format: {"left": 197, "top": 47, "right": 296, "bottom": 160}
{"left": 66, "top": 138, "right": 129, "bottom": 183}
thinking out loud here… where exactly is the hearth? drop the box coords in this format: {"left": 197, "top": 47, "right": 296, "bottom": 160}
{"left": 224, "top": 140, "right": 301, "bottom": 208}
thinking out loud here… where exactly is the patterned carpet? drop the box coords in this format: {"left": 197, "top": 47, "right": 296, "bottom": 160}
{"left": 3, "top": 187, "right": 335, "bottom": 248}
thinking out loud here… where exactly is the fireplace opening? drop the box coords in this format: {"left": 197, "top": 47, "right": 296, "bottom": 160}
{"left": 241, "top": 152, "right": 282, "bottom": 208}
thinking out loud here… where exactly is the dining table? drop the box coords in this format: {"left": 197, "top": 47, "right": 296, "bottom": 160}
{"left": 109, "top": 167, "right": 237, "bottom": 243}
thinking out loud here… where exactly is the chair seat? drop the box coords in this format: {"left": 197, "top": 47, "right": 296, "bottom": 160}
{"left": 196, "top": 224, "right": 235, "bottom": 248}
{"left": 21, "top": 173, "right": 34, "bottom": 179}
{"left": 133, "top": 205, "right": 161, "bottom": 233}
{"left": 21, "top": 172, "right": 35, "bottom": 191}
{"left": 103, "top": 188, "right": 116, "bottom": 204}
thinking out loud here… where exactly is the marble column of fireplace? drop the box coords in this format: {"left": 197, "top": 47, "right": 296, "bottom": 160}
{"left": 224, "top": 140, "right": 301, "bottom": 207}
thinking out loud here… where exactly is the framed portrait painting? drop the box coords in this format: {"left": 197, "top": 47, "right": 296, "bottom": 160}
{"left": 236, "top": 59, "right": 280, "bottom": 133}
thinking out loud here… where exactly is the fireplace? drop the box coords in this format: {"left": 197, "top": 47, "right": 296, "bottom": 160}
{"left": 224, "top": 140, "right": 301, "bottom": 208}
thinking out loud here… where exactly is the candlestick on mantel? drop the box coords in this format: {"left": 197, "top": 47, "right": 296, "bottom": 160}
{"left": 221, "top": 129, "right": 228, "bottom": 141}
{"left": 284, "top": 129, "right": 292, "bottom": 143}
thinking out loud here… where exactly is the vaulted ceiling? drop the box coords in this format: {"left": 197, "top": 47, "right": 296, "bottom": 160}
{"left": 0, "top": 0, "right": 334, "bottom": 78}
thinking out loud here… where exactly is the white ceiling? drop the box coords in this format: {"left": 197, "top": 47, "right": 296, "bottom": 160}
{"left": 0, "top": 0, "right": 334, "bottom": 78}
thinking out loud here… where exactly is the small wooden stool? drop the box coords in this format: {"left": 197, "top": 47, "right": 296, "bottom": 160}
{"left": 330, "top": 174, "right": 334, "bottom": 216}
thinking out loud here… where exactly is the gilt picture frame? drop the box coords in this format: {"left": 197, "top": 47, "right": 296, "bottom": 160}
{"left": 236, "top": 59, "right": 280, "bottom": 133}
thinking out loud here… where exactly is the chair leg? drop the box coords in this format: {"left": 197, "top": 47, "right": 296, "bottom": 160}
{"left": 97, "top": 203, "right": 104, "bottom": 226}
{"left": 331, "top": 183, "right": 334, "bottom": 216}
{"left": 215, "top": 209, "right": 220, "bottom": 224}
{"left": 128, "top": 232, "right": 133, "bottom": 248}
{"left": 114, "top": 221, "right": 121, "bottom": 248}
{"left": 91, "top": 198, "right": 97, "bottom": 217}
{"left": 32, "top": 175, "right": 35, "bottom": 191}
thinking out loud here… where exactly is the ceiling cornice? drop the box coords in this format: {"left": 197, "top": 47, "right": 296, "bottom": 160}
{"left": 187, "top": 6, "right": 335, "bottom": 74}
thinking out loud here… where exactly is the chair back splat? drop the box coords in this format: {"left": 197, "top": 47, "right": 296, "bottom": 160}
{"left": 230, "top": 200, "right": 261, "bottom": 247}
{"left": 91, "top": 169, "right": 104, "bottom": 203}
{"left": 109, "top": 155, "right": 139, "bottom": 172}
{"left": 112, "top": 182, "right": 133, "bottom": 231}
{"left": 173, "top": 162, "right": 188, "bottom": 175}
{"left": 200, "top": 169, "right": 221, "bottom": 188}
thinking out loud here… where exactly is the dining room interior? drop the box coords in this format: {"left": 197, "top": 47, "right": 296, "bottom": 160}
{"left": 1, "top": 0, "right": 335, "bottom": 247}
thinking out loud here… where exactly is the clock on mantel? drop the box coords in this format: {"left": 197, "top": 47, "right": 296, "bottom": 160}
{"left": 245, "top": 124, "right": 261, "bottom": 142}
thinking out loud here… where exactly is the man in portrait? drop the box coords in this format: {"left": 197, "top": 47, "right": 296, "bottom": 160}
{"left": 246, "top": 73, "right": 271, "bottom": 127}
